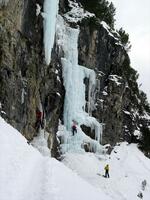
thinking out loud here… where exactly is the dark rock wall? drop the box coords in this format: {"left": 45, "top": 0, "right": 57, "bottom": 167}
{"left": 0, "top": 0, "right": 64, "bottom": 157}
{"left": 78, "top": 20, "right": 148, "bottom": 146}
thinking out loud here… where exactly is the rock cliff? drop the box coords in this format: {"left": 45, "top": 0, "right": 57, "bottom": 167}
{"left": 0, "top": 0, "right": 149, "bottom": 157}
{"left": 0, "top": 0, "right": 64, "bottom": 157}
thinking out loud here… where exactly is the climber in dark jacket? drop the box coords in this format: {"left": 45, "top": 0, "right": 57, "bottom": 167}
{"left": 72, "top": 123, "right": 77, "bottom": 136}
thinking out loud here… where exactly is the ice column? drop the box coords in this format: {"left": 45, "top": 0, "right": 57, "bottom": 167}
{"left": 61, "top": 25, "right": 102, "bottom": 141}
{"left": 43, "top": 0, "right": 59, "bottom": 65}
{"left": 56, "top": 15, "right": 103, "bottom": 152}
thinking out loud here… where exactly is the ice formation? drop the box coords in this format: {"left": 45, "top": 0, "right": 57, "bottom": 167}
{"left": 56, "top": 15, "right": 103, "bottom": 153}
{"left": 0, "top": 0, "right": 9, "bottom": 7}
{"left": 42, "top": 0, "right": 59, "bottom": 65}
{"left": 21, "top": 88, "right": 26, "bottom": 104}
{"left": 31, "top": 130, "right": 50, "bottom": 156}
{"left": 36, "top": 4, "right": 41, "bottom": 17}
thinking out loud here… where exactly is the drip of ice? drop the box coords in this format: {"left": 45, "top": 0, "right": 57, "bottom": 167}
{"left": 42, "top": 0, "right": 59, "bottom": 65}
{"left": 56, "top": 16, "right": 103, "bottom": 153}
{"left": 31, "top": 130, "right": 50, "bottom": 156}
{"left": 21, "top": 88, "right": 26, "bottom": 104}
{"left": 36, "top": 4, "right": 41, "bottom": 16}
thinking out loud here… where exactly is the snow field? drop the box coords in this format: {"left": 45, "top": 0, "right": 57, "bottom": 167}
{"left": 0, "top": 117, "right": 110, "bottom": 200}
{"left": 63, "top": 143, "right": 150, "bottom": 200}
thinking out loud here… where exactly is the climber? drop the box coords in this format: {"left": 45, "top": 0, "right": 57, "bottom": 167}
{"left": 35, "top": 108, "right": 43, "bottom": 132}
{"left": 104, "top": 164, "right": 110, "bottom": 178}
{"left": 72, "top": 122, "right": 77, "bottom": 136}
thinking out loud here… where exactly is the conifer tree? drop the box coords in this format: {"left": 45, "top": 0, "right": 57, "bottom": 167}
{"left": 80, "top": 0, "right": 116, "bottom": 28}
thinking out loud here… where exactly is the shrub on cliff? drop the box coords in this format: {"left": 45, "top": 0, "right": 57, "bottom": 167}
{"left": 117, "top": 28, "right": 131, "bottom": 51}
{"left": 80, "top": 0, "right": 116, "bottom": 28}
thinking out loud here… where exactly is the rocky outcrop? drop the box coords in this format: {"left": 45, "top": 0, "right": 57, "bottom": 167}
{"left": 78, "top": 18, "right": 149, "bottom": 146}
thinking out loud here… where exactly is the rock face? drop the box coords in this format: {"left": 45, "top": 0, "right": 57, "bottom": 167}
{"left": 0, "top": 0, "right": 149, "bottom": 157}
{"left": 78, "top": 19, "right": 150, "bottom": 146}
{"left": 0, "top": 0, "right": 64, "bottom": 157}
{"left": 77, "top": 21, "right": 126, "bottom": 145}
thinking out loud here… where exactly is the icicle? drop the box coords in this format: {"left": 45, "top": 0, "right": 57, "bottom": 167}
{"left": 21, "top": 88, "right": 25, "bottom": 104}
{"left": 43, "top": 0, "right": 59, "bottom": 65}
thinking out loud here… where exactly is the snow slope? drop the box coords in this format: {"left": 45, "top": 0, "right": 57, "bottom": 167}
{"left": 63, "top": 143, "right": 150, "bottom": 200}
{"left": 0, "top": 118, "right": 150, "bottom": 200}
{"left": 0, "top": 117, "right": 111, "bottom": 200}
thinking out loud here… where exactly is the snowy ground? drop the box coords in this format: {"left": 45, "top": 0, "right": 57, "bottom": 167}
{"left": 63, "top": 143, "right": 150, "bottom": 200}
{"left": 0, "top": 117, "right": 150, "bottom": 200}
{"left": 0, "top": 117, "right": 110, "bottom": 200}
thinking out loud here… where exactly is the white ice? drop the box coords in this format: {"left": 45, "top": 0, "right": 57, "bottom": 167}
{"left": 56, "top": 15, "right": 103, "bottom": 153}
{"left": 42, "top": 0, "right": 59, "bottom": 65}
{"left": 36, "top": 4, "right": 41, "bottom": 17}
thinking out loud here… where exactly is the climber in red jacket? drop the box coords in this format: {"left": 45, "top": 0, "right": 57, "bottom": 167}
{"left": 35, "top": 108, "right": 43, "bottom": 132}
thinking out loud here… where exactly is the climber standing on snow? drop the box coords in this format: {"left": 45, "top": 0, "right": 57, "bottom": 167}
{"left": 72, "top": 121, "right": 77, "bottom": 136}
{"left": 104, "top": 164, "right": 110, "bottom": 178}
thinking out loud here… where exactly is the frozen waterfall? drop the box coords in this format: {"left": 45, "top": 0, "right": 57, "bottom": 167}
{"left": 56, "top": 16, "right": 103, "bottom": 153}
